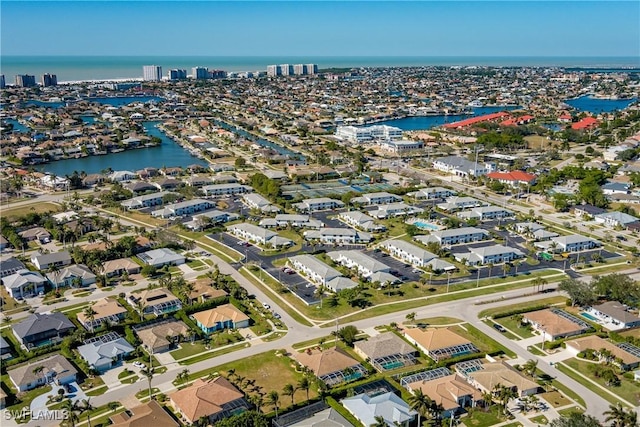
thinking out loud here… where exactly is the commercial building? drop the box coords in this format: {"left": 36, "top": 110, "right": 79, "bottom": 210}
{"left": 335, "top": 124, "right": 403, "bottom": 144}
{"left": 143, "top": 65, "right": 163, "bottom": 81}
{"left": 379, "top": 139, "right": 424, "bottom": 153}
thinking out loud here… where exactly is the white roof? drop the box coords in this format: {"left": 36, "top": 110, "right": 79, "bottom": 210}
{"left": 341, "top": 392, "right": 416, "bottom": 426}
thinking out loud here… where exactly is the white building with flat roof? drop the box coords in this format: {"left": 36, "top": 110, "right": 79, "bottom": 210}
{"left": 457, "top": 206, "right": 514, "bottom": 221}
{"left": 143, "top": 65, "right": 163, "bottom": 81}
{"left": 121, "top": 191, "right": 175, "bottom": 210}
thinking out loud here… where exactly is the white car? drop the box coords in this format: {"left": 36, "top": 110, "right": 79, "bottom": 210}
{"left": 262, "top": 302, "right": 270, "bottom": 309}
{"left": 133, "top": 361, "right": 145, "bottom": 369}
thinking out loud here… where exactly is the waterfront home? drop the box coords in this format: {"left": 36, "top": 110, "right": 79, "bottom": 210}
{"left": 457, "top": 206, "right": 514, "bottom": 221}
{"left": 45, "top": 264, "right": 96, "bottom": 288}
{"left": 327, "top": 250, "right": 390, "bottom": 278}
{"left": 0, "top": 256, "right": 25, "bottom": 278}
{"left": 137, "top": 248, "right": 185, "bottom": 268}
{"left": 201, "top": 183, "right": 252, "bottom": 197}
{"left": 40, "top": 174, "right": 70, "bottom": 190}
{"left": 192, "top": 304, "right": 250, "bottom": 334}
{"left": 170, "top": 377, "right": 250, "bottom": 425}
{"left": 109, "top": 401, "right": 178, "bottom": 427}
{"left": 543, "top": 234, "right": 601, "bottom": 253}
{"left": 127, "top": 288, "right": 182, "bottom": 316}
{"left": 8, "top": 354, "right": 77, "bottom": 392}
{"left": 82, "top": 173, "right": 105, "bottom": 187}
{"left": 522, "top": 308, "right": 591, "bottom": 340}
{"left": 185, "top": 175, "right": 214, "bottom": 187}
{"left": 407, "top": 187, "right": 457, "bottom": 200}
{"left": 454, "top": 244, "right": 524, "bottom": 266}
{"left": 432, "top": 156, "right": 495, "bottom": 178}
{"left": 109, "top": 170, "right": 136, "bottom": 182}
{"left": 151, "top": 198, "right": 215, "bottom": 218}
{"left": 354, "top": 332, "right": 417, "bottom": 372}
{"left": 403, "top": 327, "right": 479, "bottom": 362}
{"left": 77, "top": 298, "right": 128, "bottom": 331}
{"left": 594, "top": 211, "right": 640, "bottom": 228}
{"left": 242, "top": 193, "right": 281, "bottom": 213}
{"left": 566, "top": 336, "right": 640, "bottom": 371}
{"left": 134, "top": 320, "right": 189, "bottom": 354}
{"left": 18, "top": 226, "right": 51, "bottom": 244}
{"left": 587, "top": 301, "right": 640, "bottom": 330}
{"left": 228, "top": 223, "right": 294, "bottom": 248}
{"left": 351, "top": 192, "right": 402, "bottom": 206}
{"left": 12, "top": 312, "right": 75, "bottom": 350}
{"left": 154, "top": 178, "right": 183, "bottom": 190}
{"left": 294, "top": 347, "right": 368, "bottom": 387}
{"left": 304, "top": 227, "right": 372, "bottom": 244}
{"left": 338, "top": 211, "right": 386, "bottom": 232}
{"left": 456, "top": 360, "right": 539, "bottom": 398}
{"left": 370, "top": 202, "right": 424, "bottom": 219}
{"left": 380, "top": 239, "right": 437, "bottom": 267}
{"left": 405, "top": 372, "right": 481, "bottom": 419}
{"left": 293, "top": 197, "right": 345, "bottom": 213}
{"left": 2, "top": 269, "right": 46, "bottom": 299}
{"left": 437, "top": 196, "right": 485, "bottom": 212}
{"left": 485, "top": 170, "right": 537, "bottom": 187}
{"left": 102, "top": 257, "right": 141, "bottom": 278}
{"left": 126, "top": 181, "right": 158, "bottom": 194}
{"left": 77, "top": 332, "right": 135, "bottom": 373}
{"left": 414, "top": 227, "right": 489, "bottom": 246}
{"left": 341, "top": 392, "right": 416, "bottom": 427}
{"left": 30, "top": 250, "right": 72, "bottom": 270}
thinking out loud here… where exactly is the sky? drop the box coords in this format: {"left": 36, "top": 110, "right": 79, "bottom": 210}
{"left": 1, "top": 1, "right": 639, "bottom": 57}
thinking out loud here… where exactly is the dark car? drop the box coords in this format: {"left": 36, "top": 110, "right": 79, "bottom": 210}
{"left": 493, "top": 324, "right": 507, "bottom": 333}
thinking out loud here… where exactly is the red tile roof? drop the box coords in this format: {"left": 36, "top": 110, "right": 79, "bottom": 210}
{"left": 571, "top": 117, "right": 599, "bottom": 130}
{"left": 486, "top": 170, "right": 537, "bottom": 183}
{"left": 443, "top": 112, "right": 511, "bottom": 129}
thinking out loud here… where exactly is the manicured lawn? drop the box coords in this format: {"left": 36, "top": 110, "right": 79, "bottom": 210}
{"left": 0, "top": 287, "right": 28, "bottom": 312}
{"left": 562, "top": 358, "right": 640, "bottom": 406}
{"left": 529, "top": 414, "right": 548, "bottom": 425}
{"left": 450, "top": 323, "right": 516, "bottom": 357}
{"left": 79, "top": 375, "right": 105, "bottom": 390}
{"left": 170, "top": 342, "right": 208, "bottom": 360}
{"left": 557, "top": 407, "right": 584, "bottom": 417}
{"left": 2, "top": 202, "right": 60, "bottom": 220}
{"left": 495, "top": 315, "right": 534, "bottom": 338}
{"left": 135, "top": 387, "right": 161, "bottom": 401}
{"left": 178, "top": 343, "right": 249, "bottom": 366}
{"left": 199, "top": 236, "right": 243, "bottom": 262}
{"left": 3, "top": 385, "right": 52, "bottom": 422}
{"left": 619, "top": 329, "right": 640, "bottom": 339}
{"left": 539, "top": 390, "right": 572, "bottom": 408}
{"left": 462, "top": 407, "right": 509, "bottom": 427}
{"left": 482, "top": 320, "right": 520, "bottom": 341}
{"left": 408, "top": 316, "right": 463, "bottom": 325}
{"left": 549, "top": 379, "right": 586, "bottom": 408}
{"left": 478, "top": 296, "right": 568, "bottom": 319}
{"left": 85, "top": 385, "right": 108, "bottom": 396}
{"left": 120, "top": 375, "right": 139, "bottom": 384}
{"left": 118, "top": 369, "right": 135, "bottom": 379}
{"left": 186, "top": 259, "right": 205, "bottom": 268}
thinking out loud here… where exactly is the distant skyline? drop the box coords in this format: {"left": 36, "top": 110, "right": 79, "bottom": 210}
{"left": 1, "top": 1, "right": 639, "bottom": 58}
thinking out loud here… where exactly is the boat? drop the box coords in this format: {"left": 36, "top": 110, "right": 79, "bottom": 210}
{"left": 467, "top": 100, "right": 484, "bottom": 107}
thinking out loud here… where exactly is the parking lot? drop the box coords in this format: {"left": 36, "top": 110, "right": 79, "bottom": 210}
{"left": 365, "top": 248, "right": 424, "bottom": 282}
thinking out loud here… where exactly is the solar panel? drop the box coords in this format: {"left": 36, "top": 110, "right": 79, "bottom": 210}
{"left": 399, "top": 367, "right": 451, "bottom": 389}
{"left": 617, "top": 342, "right": 640, "bottom": 359}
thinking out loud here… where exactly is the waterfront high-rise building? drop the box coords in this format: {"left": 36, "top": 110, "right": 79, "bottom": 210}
{"left": 15, "top": 74, "right": 36, "bottom": 88}
{"left": 208, "top": 69, "right": 226, "bottom": 79}
{"left": 280, "top": 64, "right": 293, "bottom": 76}
{"left": 293, "top": 64, "right": 305, "bottom": 75}
{"left": 168, "top": 69, "right": 187, "bottom": 80}
{"left": 192, "top": 67, "right": 208, "bottom": 80}
{"left": 305, "top": 64, "right": 318, "bottom": 75}
{"left": 143, "top": 65, "right": 163, "bottom": 81}
{"left": 266, "top": 65, "right": 281, "bottom": 77}
{"left": 41, "top": 73, "right": 58, "bottom": 87}
{"left": 0, "top": 75, "right": 5, "bottom": 89}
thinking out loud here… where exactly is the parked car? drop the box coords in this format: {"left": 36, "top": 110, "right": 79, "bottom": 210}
{"left": 493, "top": 324, "right": 507, "bottom": 333}
{"left": 262, "top": 302, "right": 270, "bottom": 309}
{"left": 133, "top": 361, "right": 146, "bottom": 369}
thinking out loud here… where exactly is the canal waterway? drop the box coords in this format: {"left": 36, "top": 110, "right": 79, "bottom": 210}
{"left": 23, "top": 96, "right": 163, "bottom": 109}
{"left": 374, "top": 106, "right": 520, "bottom": 130}
{"left": 212, "top": 119, "right": 305, "bottom": 159}
{"left": 38, "top": 121, "right": 208, "bottom": 176}
{"left": 564, "top": 95, "right": 637, "bottom": 113}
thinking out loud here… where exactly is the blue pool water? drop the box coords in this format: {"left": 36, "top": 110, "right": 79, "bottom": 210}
{"left": 413, "top": 221, "right": 439, "bottom": 231}
{"left": 580, "top": 312, "right": 599, "bottom": 322}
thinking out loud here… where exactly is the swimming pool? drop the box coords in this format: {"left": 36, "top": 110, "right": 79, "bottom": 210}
{"left": 412, "top": 220, "right": 439, "bottom": 231}
{"left": 580, "top": 312, "right": 599, "bottom": 322}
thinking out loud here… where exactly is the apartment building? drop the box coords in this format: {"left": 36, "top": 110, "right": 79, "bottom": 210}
{"left": 380, "top": 240, "right": 437, "bottom": 267}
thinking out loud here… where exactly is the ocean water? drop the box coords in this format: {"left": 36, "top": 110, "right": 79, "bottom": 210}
{"left": 1, "top": 56, "right": 639, "bottom": 82}
{"left": 564, "top": 95, "right": 638, "bottom": 113}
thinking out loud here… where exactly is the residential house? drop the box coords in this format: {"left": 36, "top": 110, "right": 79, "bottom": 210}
{"left": 109, "top": 401, "right": 178, "bottom": 427}
{"left": 12, "top": 312, "right": 75, "bottom": 349}
{"left": 109, "top": 170, "right": 136, "bottom": 182}
{"left": 594, "top": 211, "right": 640, "bottom": 228}
{"left": 432, "top": 156, "right": 495, "bottom": 178}
{"left": 293, "top": 197, "right": 345, "bottom": 213}
{"left": 574, "top": 205, "right": 607, "bottom": 219}
{"left": 602, "top": 182, "right": 630, "bottom": 195}
{"left": 77, "top": 298, "right": 128, "bottom": 331}
{"left": 403, "top": 327, "right": 479, "bottom": 362}
{"left": 134, "top": 320, "right": 190, "bottom": 354}
{"left": 228, "top": 223, "right": 293, "bottom": 248}
{"left": 103, "top": 258, "right": 141, "bottom": 278}
{"left": 46, "top": 264, "right": 96, "bottom": 288}
{"left": 30, "top": 250, "right": 72, "bottom": 270}
{"left": 456, "top": 361, "right": 539, "bottom": 397}
{"left": 0, "top": 256, "right": 26, "bottom": 278}
{"left": 523, "top": 308, "right": 592, "bottom": 340}
{"left": 587, "top": 301, "right": 640, "bottom": 330}
{"left": 485, "top": 171, "right": 537, "bottom": 187}
{"left": 8, "top": 354, "right": 77, "bottom": 392}
{"left": 405, "top": 373, "right": 481, "bottom": 418}
{"left": 272, "top": 402, "right": 354, "bottom": 427}
{"left": 127, "top": 288, "right": 182, "bottom": 316}
{"left": 351, "top": 192, "right": 402, "bottom": 206}
{"left": 454, "top": 244, "right": 524, "bottom": 266}
{"left": 407, "top": 187, "right": 457, "bottom": 200}
{"left": 137, "top": 248, "right": 185, "bottom": 268}
{"left": 380, "top": 240, "right": 437, "bottom": 267}
{"left": 125, "top": 181, "right": 158, "bottom": 194}
{"left": 370, "top": 202, "right": 424, "bottom": 219}
{"left": 192, "top": 304, "right": 250, "bottom": 334}
{"left": 2, "top": 269, "right": 46, "bottom": 300}
{"left": 327, "top": 250, "right": 390, "bottom": 278}
{"left": 185, "top": 279, "right": 228, "bottom": 305}
{"left": 341, "top": 392, "right": 416, "bottom": 427}
{"left": 151, "top": 198, "right": 215, "bottom": 218}
{"left": 294, "top": 347, "right": 367, "bottom": 387}
{"left": 18, "top": 227, "right": 52, "bottom": 244}
{"left": 414, "top": 227, "right": 489, "bottom": 246}
{"left": 304, "top": 228, "right": 372, "bottom": 244}
{"left": 201, "top": 183, "right": 252, "bottom": 197}
{"left": 566, "top": 336, "right": 640, "bottom": 371}
{"left": 185, "top": 175, "right": 214, "bottom": 187}
{"left": 339, "top": 211, "right": 386, "bottom": 232}
{"left": 354, "top": 332, "right": 417, "bottom": 372}
{"left": 77, "top": 332, "right": 135, "bottom": 373}
{"left": 169, "top": 377, "right": 250, "bottom": 425}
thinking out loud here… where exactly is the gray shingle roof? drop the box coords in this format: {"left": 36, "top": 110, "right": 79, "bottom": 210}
{"left": 12, "top": 312, "right": 75, "bottom": 341}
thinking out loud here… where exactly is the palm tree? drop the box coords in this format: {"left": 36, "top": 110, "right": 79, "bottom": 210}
{"left": 83, "top": 305, "right": 97, "bottom": 333}
{"left": 32, "top": 365, "right": 45, "bottom": 386}
{"left": 371, "top": 415, "right": 387, "bottom": 427}
{"left": 267, "top": 390, "right": 280, "bottom": 417}
{"left": 282, "top": 383, "right": 296, "bottom": 406}
{"left": 604, "top": 403, "right": 637, "bottom": 427}
{"left": 408, "top": 388, "right": 430, "bottom": 427}
{"left": 487, "top": 262, "right": 494, "bottom": 279}
{"left": 249, "top": 394, "right": 263, "bottom": 412}
{"left": 298, "top": 377, "right": 311, "bottom": 402}
{"left": 523, "top": 359, "right": 538, "bottom": 378}
{"left": 48, "top": 264, "right": 62, "bottom": 293}
{"left": 79, "top": 398, "right": 94, "bottom": 427}
{"left": 405, "top": 312, "right": 417, "bottom": 323}
{"left": 62, "top": 398, "right": 80, "bottom": 427}
{"left": 141, "top": 364, "right": 154, "bottom": 400}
